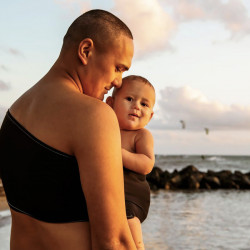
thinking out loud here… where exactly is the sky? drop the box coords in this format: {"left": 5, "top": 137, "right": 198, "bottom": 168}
{"left": 1, "top": 0, "right": 250, "bottom": 155}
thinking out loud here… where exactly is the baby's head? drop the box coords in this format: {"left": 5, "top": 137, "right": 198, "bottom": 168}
{"left": 106, "top": 75, "right": 155, "bottom": 130}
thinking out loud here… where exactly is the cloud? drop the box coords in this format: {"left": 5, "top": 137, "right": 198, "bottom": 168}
{"left": 113, "top": 0, "right": 250, "bottom": 57}
{"left": 112, "top": 0, "right": 176, "bottom": 58}
{"left": 149, "top": 85, "right": 250, "bottom": 131}
{"left": 0, "top": 80, "right": 10, "bottom": 91}
{"left": 54, "top": 0, "right": 250, "bottom": 57}
{"left": 163, "top": 0, "right": 250, "bottom": 39}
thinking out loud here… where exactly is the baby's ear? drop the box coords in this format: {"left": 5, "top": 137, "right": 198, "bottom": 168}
{"left": 149, "top": 111, "right": 154, "bottom": 121}
{"left": 106, "top": 96, "right": 114, "bottom": 108}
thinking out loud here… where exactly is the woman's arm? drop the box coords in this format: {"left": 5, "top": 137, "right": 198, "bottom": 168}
{"left": 73, "top": 102, "right": 136, "bottom": 250}
{"left": 122, "top": 128, "right": 155, "bottom": 175}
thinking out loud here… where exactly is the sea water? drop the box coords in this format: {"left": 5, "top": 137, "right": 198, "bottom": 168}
{"left": 154, "top": 155, "right": 250, "bottom": 174}
{"left": 1, "top": 155, "right": 250, "bottom": 250}
{"left": 143, "top": 190, "right": 250, "bottom": 250}
{"left": 142, "top": 155, "right": 250, "bottom": 250}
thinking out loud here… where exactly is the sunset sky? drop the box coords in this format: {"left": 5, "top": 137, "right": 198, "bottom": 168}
{"left": 1, "top": 0, "right": 250, "bottom": 155}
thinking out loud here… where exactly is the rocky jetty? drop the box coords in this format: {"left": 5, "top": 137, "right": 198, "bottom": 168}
{"left": 146, "top": 165, "right": 250, "bottom": 191}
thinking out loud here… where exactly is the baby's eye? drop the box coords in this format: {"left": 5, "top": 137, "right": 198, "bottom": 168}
{"left": 126, "top": 97, "right": 133, "bottom": 101}
{"left": 141, "top": 102, "right": 148, "bottom": 107}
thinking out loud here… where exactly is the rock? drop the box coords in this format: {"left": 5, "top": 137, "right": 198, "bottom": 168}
{"left": 212, "top": 170, "right": 239, "bottom": 189}
{"left": 245, "top": 172, "right": 250, "bottom": 178}
{"left": 159, "top": 170, "right": 171, "bottom": 189}
{"left": 178, "top": 173, "right": 203, "bottom": 189}
{"left": 225, "top": 181, "right": 239, "bottom": 189}
{"left": 207, "top": 170, "right": 216, "bottom": 176}
{"left": 186, "top": 174, "right": 200, "bottom": 189}
{"left": 200, "top": 175, "right": 221, "bottom": 189}
{"left": 232, "top": 171, "right": 250, "bottom": 189}
{"left": 147, "top": 166, "right": 249, "bottom": 191}
{"left": 216, "top": 170, "right": 233, "bottom": 179}
{"left": 146, "top": 166, "right": 163, "bottom": 187}
{"left": 164, "top": 182, "right": 171, "bottom": 190}
{"left": 220, "top": 178, "right": 239, "bottom": 189}
{"left": 169, "top": 174, "right": 182, "bottom": 189}
{"left": 192, "top": 172, "right": 204, "bottom": 183}
{"left": 203, "top": 182, "right": 211, "bottom": 190}
{"left": 178, "top": 166, "right": 203, "bottom": 189}
{"left": 179, "top": 165, "right": 199, "bottom": 175}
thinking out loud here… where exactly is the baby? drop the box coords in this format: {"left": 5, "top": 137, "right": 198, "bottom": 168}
{"left": 106, "top": 75, "right": 155, "bottom": 250}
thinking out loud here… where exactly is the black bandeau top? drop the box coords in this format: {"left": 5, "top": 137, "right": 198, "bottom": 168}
{"left": 0, "top": 111, "right": 89, "bottom": 223}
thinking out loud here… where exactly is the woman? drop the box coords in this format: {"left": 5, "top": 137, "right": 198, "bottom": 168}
{"left": 0, "top": 9, "right": 136, "bottom": 250}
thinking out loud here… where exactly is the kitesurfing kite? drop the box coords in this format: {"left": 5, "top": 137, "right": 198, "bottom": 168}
{"left": 180, "top": 120, "right": 186, "bottom": 129}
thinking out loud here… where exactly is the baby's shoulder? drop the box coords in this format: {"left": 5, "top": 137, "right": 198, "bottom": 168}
{"left": 135, "top": 128, "right": 153, "bottom": 141}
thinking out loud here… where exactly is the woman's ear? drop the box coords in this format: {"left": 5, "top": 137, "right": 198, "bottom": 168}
{"left": 106, "top": 96, "right": 114, "bottom": 108}
{"left": 78, "top": 38, "right": 94, "bottom": 65}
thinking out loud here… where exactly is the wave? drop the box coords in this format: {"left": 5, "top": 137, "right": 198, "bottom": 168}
{"left": 206, "top": 156, "right": 226, "bottom": 162}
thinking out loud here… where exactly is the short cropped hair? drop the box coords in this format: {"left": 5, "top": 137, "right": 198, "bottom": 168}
{"left": 112, "top": 75, "right": 155, "bottom": 98}
{"left": 62, "top": 9, "right": 133, "bottom": 53}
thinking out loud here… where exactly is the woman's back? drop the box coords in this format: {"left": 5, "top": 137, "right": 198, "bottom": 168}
{"left": 2, "top": 80, "right": 92, "bottom": 249}
{"left": 10, "top": 210, "right": 91, "bottom": 250}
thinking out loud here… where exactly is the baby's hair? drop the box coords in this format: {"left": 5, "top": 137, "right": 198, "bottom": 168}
{"left": 112, "top": 75, "right": 155, "bottom": 98}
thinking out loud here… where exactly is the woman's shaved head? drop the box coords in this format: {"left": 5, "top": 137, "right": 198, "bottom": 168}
{"left": 62, "top": 9, "right": 133, "bottom": 53}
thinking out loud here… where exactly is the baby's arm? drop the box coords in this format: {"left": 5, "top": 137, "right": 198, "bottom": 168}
{"left": 122, "top": 128, "right": 154, "bottom": 175}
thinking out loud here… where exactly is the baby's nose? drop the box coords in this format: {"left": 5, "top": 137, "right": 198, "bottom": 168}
{"left": 133, "top": 102, "right": 140, "bottom": 110}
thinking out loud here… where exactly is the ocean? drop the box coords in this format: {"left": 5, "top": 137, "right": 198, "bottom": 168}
{"left": 0, "top": 155, "right": 250, "bottom": 250}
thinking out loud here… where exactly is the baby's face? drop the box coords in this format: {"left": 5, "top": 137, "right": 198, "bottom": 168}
{"left": 112, "top": 80, "right": 155, "bottom": 130}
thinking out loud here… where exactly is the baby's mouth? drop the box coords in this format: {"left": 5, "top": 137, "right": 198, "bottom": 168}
{"left": 129, "top": 113, "right": 139, "bottom": 118}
